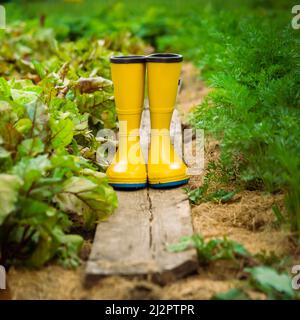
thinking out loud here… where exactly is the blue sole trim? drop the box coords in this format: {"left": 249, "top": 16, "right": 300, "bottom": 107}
{"left": 110, "top": 183, "right": 147, "bottom": 190}
{"left": 149, "top": 179, "right": 189, "bottom": 189}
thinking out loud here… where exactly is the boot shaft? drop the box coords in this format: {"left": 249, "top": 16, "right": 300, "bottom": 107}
{"left": 146, "top": 53, "right": 182, "bottom": 130}
{"left": 111, "top": 56, "right": 146, "bottom": 133}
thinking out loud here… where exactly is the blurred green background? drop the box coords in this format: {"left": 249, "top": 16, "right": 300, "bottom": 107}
{"left": 0, "top": 0, "right": 299, "bottom": 269}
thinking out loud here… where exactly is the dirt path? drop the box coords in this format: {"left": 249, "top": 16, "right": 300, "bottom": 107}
{"left": 3, "top": 63, "right": 296, "bottom": 300}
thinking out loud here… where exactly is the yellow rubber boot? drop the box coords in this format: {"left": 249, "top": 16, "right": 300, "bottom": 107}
{"left": 106, "top": 56, "right": 147, "bottom": 189}
{"left": 146, "top": 53, "right": 189, "bottom": 188}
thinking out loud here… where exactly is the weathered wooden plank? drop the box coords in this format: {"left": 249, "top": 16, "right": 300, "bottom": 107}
{"left": 86, "top": 187, "right": 197, "bottom": 283}
{"left": 149, "top": 188, "right": 197, "bottom": 283}
{"left": 86, "top": 107, "right": 197, "bottom": 284}
{"left": 86, "top": 189, "right": 157, "bottom": 275}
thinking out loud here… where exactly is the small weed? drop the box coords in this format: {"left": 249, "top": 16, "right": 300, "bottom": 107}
{"left": 184, "top": 185, "right": 236, "bottom": 205}
{"left": 168, "top": 234, "right": 250, "bottom": 264}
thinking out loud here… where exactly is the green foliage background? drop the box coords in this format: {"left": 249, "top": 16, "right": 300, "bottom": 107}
{"left": 0, "top": 0, "right": 299, "bottom": 267}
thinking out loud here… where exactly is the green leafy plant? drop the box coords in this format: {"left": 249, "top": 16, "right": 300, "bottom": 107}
{"left": 213, "top": 266, "right": 298, "bottom": 300}
{"left": 185, "top": 184, "right": 236, "bottom": 205}
{"left": 245, "top": 266, "right": 297, "bottom": 300}
{"left": 0, "top": 76, "right": 118, "bottom": 268}
{"left": 0, "top": 21, "right": 123, "bottom": 268}
{"left": 212, "top": 288, "right": 251, "bottom": 300}
{"left": 189, "top": 16, "right": 300, "bottom": 236}
{"left": 168, "top": 234, "right": 250, "bottom": 264}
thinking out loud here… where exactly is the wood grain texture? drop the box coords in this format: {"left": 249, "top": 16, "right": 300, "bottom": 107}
{"left": 148, "top": 188, "right": 197, "bottom": 283}
{"left": 86, "top": 189, "right": 157, "bottom": 276}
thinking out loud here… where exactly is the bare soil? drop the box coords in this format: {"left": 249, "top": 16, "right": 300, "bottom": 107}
{"left": 3, "top": 63, "right": 297, "bottom": 300}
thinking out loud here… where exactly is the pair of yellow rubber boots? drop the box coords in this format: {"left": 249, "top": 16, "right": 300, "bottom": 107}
{"left": 107, "top": 53, "right": 189, "bottom": 189}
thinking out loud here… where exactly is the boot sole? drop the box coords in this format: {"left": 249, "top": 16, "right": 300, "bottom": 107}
{"left": 148, "top": 179, "right": 189, "bottom": 189}
{"left": 110, "top": 182, "right": 147, "bottom": 190}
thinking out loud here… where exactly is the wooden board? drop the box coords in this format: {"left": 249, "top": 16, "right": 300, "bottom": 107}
{"left": 86, "top": 107, "right": 198, "bottom": 284}
{"left": 148, "top": 188, "right": 198, "bottom": 283}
